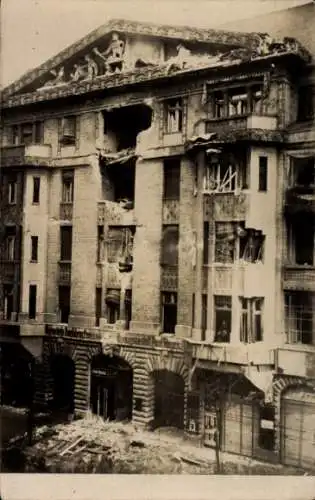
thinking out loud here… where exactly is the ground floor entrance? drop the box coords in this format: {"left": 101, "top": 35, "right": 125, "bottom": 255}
{"left": 49, "top": 354, "right": 75, "bottom": 414}
{"left": 0, "top": 342, "right": 33, "bottom": 407}
{"left": 153, "top": 370, "right": 185, "bottom": 429}
{"left": 90, "top": 354, "right": 133, "bottom": 421}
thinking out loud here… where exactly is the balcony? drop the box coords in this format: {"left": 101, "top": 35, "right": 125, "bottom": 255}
{"left": 59, "top": 202, "right": 73, "bottom": 221}
{"left": 58, "top": 262, "right": 71, "bottom": 285}
{"left": 285, "top": 186, "right": 315, "bottom": 214}
{"left": 1, "top": 144, "right": 52, "bottom": 167}
{"left": 283, "top": 266, "right": 315, "bottom": 291}
{"left": 275, "top": 345, "right": 315, "bottom": 378}
{"left": 205, "top": 114, "right": 278, "bottom": 133}
{"left": 98, "top": 200, "right": 135, "bottom": 226}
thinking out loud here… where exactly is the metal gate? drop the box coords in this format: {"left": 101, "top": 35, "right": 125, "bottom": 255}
{"left": 153, "top": 370, "right": 184, "bottom": 429}
{"left": 281, "top": 388, "right": 315, "bottom": 470}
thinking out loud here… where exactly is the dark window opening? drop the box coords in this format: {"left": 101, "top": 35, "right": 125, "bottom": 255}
{"left": 62, "top": 170, "right": 74, "bottom": 202}
{"left": 8, "top": 178, "right": 17, "bottom": 204}
{"left": 60, "top": 116, "right": 76, "bottom": 146}
{"left": 290, "top": 157, "right": 315, "bottom": 188}
{"left": 214, "top": 295, "right": 231, "bottom": 343}
{"left": 59, "top": 286, "right": 71, "bottom": 324}
{"left": 239, "top": 225, "right": 265, "bottom": 263}
{"left": 297, "top": 85, "right": 314, "bottom": 122}
{"left": 240, "top": 297, "right": 264, "bottom": 343}
{"left": 192, "top": 293, "right": 195, "bottom": 329}
{"left": 163, "top": 158, "right": 181, "bottom": 200}
{"left": 285, "top": 291, "right": 313, "bottom": 344}
{"left": 164, "top": 98, "right": 183, "bottom": 133}
{"left": 103, "top": 104, "right": 152, "bottom": 151}
{"left": 11, "top": 125, "right": 20, "bottom": 145}
{"left": 201, "top": 294, "right": 207, "bottom": 341}
{"left": 3, "top": 284, "right": 14, "bottom": 320}
{"left": 289, "top": 214, "right": 314, "bottom": 266}
{"left": 97, "top": 225, "right": 104, "bottom": 262}
{"left": 60, "top": 226, "right": 73, "bottom": 262}
{"left": 125, "top": 289, "right": 132, "bottom": 330}
{"left": 21, "top": 123, "right": 34, "bottom": 146}
{"left": 258, "top": 156, "right": 268, "bottom": 191}
{"left": 203, "top": 221, "right": 210, "bottom": 264}
{"left": 161, "top": 292, "right": 177, "bottom": 334}
{"left": 107, "top": 226, "right": 134, "bottom": 266}
{"left": 161, "top": 225, "right": 179, "bottom": 267}
{"left": 258, "top": 404, "right": 275, "bottom": 451}
{"left": 104, "top": 160, "right": 135, "bottom": 203}
{"left": 28, "top": 285, "right": 37, "bottom": 319}
{"left": 32, "top": 177, "right": 40, "bottom": 204}
{"left": 95, "top": 288, "right": 102, "bottom": 327}
{"left": 215, "top": 222, "right": 236, "bottom": 263}
{"left": 31, "top": 236, "right": 38, "bottom": 262}
{"left": 212, "top": 91, "right": 225, "bottom": 118}
{"left": 4, "top": 226, "right": 16, "bottom": 261}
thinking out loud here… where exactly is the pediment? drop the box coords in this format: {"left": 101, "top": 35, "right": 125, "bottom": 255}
{"left": 2, "top": 19, "right": 311, "bottom": 103}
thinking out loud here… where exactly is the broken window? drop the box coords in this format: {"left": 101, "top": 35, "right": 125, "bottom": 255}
{"left": 204, "top": 152, "right": 248, "bottom": 193}
{"left": 239, "top": 226, "right": 265, "bottom": 263}
{"left": 161, "top": 292, "right": 177, "bottom": 334}
{"left": 60, "top": 116, "right": 76, "bottom": 146}
{"left": 163, "top": 158, "right": 181, "bottom": 200}
{"left": 214, "top": 295, "right": 232, "bottom": 343}
{"left": 62, "top": 170, "right": 74, "bottom": 203}
{"left": 60, "top": 226, "right": 73, "bottom": 262}
{"left": 288, "top": 214, "right": 314, "bottom": 266}
{"left": 161, "top": 225, "right": 179, "bottom": 266}
{"left": 228, "top": 87, "right": 248, "bottom": 117}
{"left": 107, "top": 226, "right": 134, "bottom": 267}
{"left": 285, "top": 291, "right": 313, "bottom": 344}
{"left": 215, "top": 222, "right": 236, "bottom": 263}
{"left": 104, "top": 161, "right": 136, "bottom": 203}
{"left": 164, "top": 98, "right": 183, "bottom": 133}
{"left": 103, "top": 104, "right": 152, "bottom": 151}
{"left": 4, "top": 226, "right": 16, "bottom": 261}
{"left": 258, "top": 404, "right": 275, "bottom": 451}
{"left": 240, "top": 297, "right": 263, "bottom": 343}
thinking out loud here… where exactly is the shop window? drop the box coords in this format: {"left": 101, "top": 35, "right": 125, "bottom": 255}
{"left": 258, "top": 157, "right": 268, "bottom": 191}
{"left": 215, "top": 222, "right": 236, "bottom": 263}
{"left": 28, "top": 285, "right": 37, "bottom": 319}
{"left": 203, "top": 222, "right": 209, "bottom": 264}
{"left": 8, "top": 178, "right": 17, "bottom": 204}
{"left": 240, "top": 297, "right": 264, "bottom": 343}
{"left": 214, "top": 295, "right": 232, "bottom": 342}
{"left": 258, "top": 404, "right": 275, "bottom": 451}
{"left": 32, "top": 177, "right": 40, "bottom": 204}
{"left": 60, "top": 226, "right": 72, "bottom": 261}
{"left": 297, "top": 85, "right": 314, "bottom": 122}
{"left": 161, "top": 292, "right": 177, "bottom": 334}
{"left": 31, "top": 236, "right": 38, "bottom": 262}
{"left": 161, "top": 225, "right": 179, "bottom": 266}
{"left": 164, "top": 98, "right": 183, "bottom": 133}
{"left": 62, "top": 170, "right": 74, "bottom": 202}
{"left": 60, "top": 116, "right": 77, "bottom": 146}
{"left": 239, "top": 226, "right": 265, "bottom": 263}
{"left": 163, "top": 158, "right": 181, "bottom": 200}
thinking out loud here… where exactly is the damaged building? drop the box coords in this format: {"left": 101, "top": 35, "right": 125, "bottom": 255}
{"left": 1, "top": 12, "right": 315, "bottom": 471}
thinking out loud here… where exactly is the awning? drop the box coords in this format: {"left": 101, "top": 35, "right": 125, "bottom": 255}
{"left": 244, "top": 365, "right": 273, "bottom": 403}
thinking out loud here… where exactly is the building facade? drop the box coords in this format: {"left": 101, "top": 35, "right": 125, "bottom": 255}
{"left": 1, "top": 16, "right": 314, "bottom": 470}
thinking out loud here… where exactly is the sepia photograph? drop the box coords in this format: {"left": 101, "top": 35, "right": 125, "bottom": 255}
{"left": 0, "top": 0, "right": 315, "bottom": 497}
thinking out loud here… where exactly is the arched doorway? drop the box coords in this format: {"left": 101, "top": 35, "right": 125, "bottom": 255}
{"left": 49, "top": 354, "right": 75, "bottom": 414}
{"left": 90, "top": 354, "right": 133, "bottom": 421}
{"left": 281, "top": 386, "right": 315, "bottom": 470}
{"left": 153, "top": 370, "right": 185, "bottom": 429}
{"left": 0, "top": 342, "right": 34, "bottom": 407}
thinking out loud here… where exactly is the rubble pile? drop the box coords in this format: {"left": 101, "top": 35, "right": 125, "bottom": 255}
{"left": 24, "top": 413, "right": 212, "bottom": 474}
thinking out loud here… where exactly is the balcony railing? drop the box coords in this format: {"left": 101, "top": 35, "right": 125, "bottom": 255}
{"left": 1, "top": 144, "right": 52, "bottom": 167}
{"left": 58, "top": 262, "right": 71, "bottom": 285}
{"left": 205, "top": 114, "right": 277, "bottom": 134}
{"left": 283, "top": 266, "right": 315, "bottom": 291}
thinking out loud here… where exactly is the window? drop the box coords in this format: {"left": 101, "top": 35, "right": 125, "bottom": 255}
{"left": 214, "top": 295, "right": 232, "bottom": 342}
{"left": 212, "top": 91, "right": 225, "bottom": 118}
{"left": 60, "top": 116, "right": 77, "bottom": 145}
{"left": 228, "top": 87, "right": 248, "bottom": 116}
{"left": 62, "top": 170, "right": 74, "bottom": 202}
{"left": 3, "top": 284, "right": 14, "bottom": 320}
{"left": 289, "top": 214, "right": 314, "bottom": 266}
{"left": 95, "top": 287, "right": 102, "bottom": 327}
{"left": 163, "top": 158, "right": 180, "bottom": 200}
{"left": 11, "top": 121, "right": 44, "bottom": 145}
{"left": 203, "top": 222, "right": 209, "bottom": 264}
{"left": 97, "top": 225, "right": 104, "bottom": 262}
{"left": 297, "top": 85, "right": 314, "bottom": 122}
{"left": 215, "top": 222, "right": 236, "bottom": 263}
{"left": 32, "top": 177, "right": 40, "bottom": 204}
{"left": 285, "top": 291, "right": 313, "bottom": 344}
{"left": 251, "top": 85, "right": 263, "bottom": 114}
{"left": 31, "top": 236, "right": 38, "bottom": 262}
{"left": 60, "top": 226, "right": 72, "bottom": 261}
{"left": 201, "top": 294, "right": 207, "bottom": 341}
{"left": 34, "top": 121, "right": 44, "bottom": 144}
{"left": 11, "top": 125, "right": 20, "bottom": 145}
{"left": 258, "top": 404, "right": 275, "bottom": 451}
{"left": 125, "top": 289, "right": 132, "bottom": 330}
{"left": 239, "top": 226, "right": 265, "bottom": 263}
{"left": 106, "top": 289, "right": 120, "bottom": 324}
{"left": 28, "top": 285, "right": 37, "bottom": 319}
{"left": 192, "top": 293, "right": 195, "bottom": 329}
{"left": 161, "top": 225, "right": 179, "bottom": 266}
{"left": 59, "top": 286, "right": 70, "bottom": 324}
{"left": 161, "top": 292, "right": 177, "bottom": 334}
{"left": 21, "top": 123, "right": 34, "bottom": 145}
{"left": 204, "top": 156, "right": 237, "bottom": 193}
{"left": 8, "top": 178, "right": 17, "bottom": 204}
{"left": 240, "top": 297, "right": 264, "bottom": 343}
{"left": 258, "top": 157, "right": 268, "bottom": 191}
{"left": 289, "top": 157, "right": 315, "bottom": 187}
{"left": 4, "top": 226, "right": 16, "bottom": 261}
{"left": 164, "top": 98, "right": 183, "bottom": 133}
